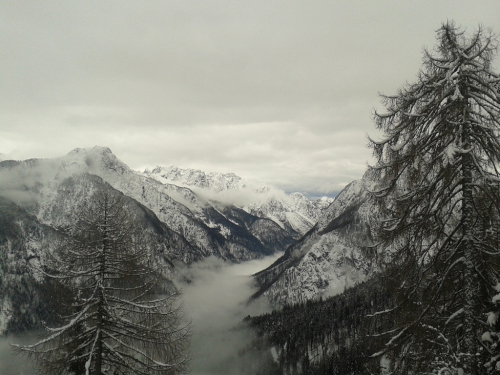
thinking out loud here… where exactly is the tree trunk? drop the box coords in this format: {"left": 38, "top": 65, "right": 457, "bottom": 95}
{"left": 95, "top": 202, "right": 108, "bottom": 375}
{"left": 462, "top": 128, "right": 479, "bottom": 375}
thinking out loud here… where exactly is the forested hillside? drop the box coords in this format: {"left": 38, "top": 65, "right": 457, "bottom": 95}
{"left": 245, "top": 275, "right": 394, "bottom": 375}
{"left": 252, "top": 178, "right": 378, "bottom": 306}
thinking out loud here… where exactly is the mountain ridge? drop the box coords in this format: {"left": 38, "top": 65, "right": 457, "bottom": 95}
{"left": 1, "top": 146, "right": 310, "bottom": 263}
{"left": 252, "top": 176, "right": 378, "bottom": 306}
{"left": 0, "top": 146, "right": 338, "bottom": 273}
{"left": 0, "top": 146, "right": 351, "bottom": 333}
{"left": 144, "top": 163, "right": 333, "bottom": 237}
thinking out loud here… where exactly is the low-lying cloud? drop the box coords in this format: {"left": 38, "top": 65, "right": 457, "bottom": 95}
{"left": 190, "top": 183, "right": 292, "bottom": 208}
{"left": 0, "top": 255, "right": 279, "bottom": 375}
{"left": 0, "top": 156, "right": 80, "bottom": 205}
{"left": 0, "top": 332, "right": 40, "bottom": 375}
{"left": 174, "top": 255, "right": 280, "bottom": 375}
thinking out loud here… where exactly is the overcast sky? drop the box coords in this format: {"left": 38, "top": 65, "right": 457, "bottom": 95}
{"left": 1, "top": 1, "right": 499, "bottom": 197}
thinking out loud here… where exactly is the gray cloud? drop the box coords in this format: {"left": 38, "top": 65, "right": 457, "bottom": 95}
{"left": 1, "top": 1, "right": 499, "bottom": 196}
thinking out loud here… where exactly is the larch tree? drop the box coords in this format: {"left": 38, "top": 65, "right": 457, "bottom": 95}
{"left": 368, "top": 23, "right": 500, "bottom": 374}
{"left": 15, "top": 188, "right": 190, "bottom": 375}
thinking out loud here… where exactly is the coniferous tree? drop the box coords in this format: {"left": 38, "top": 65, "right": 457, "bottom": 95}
{"left": 368, "top": 23, "right": 500, "bottom": 374}
{"left": 14, "top": 188, "right": 190, "bottom": 375}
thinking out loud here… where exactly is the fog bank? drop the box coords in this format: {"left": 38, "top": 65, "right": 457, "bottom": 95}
{"left": 0, "top": 255, "right": 279, "bottom": 375}
{"left": 174, "top": 255, "right": 280, "bottom": 375}
{"left": 0, "top": 331, "right": 41, "bottom": 375}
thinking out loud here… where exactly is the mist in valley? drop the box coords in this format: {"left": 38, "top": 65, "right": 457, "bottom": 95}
{"left": 174, "top": 255, "right": 279, "bottom": 375}
{"left": 0, "top": 255, "right": 279, "bottom": 375}
{"left": 0, "top": 331, "right": 40, "bottom": 375}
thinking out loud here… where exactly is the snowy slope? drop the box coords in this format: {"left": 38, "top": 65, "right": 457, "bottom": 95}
{"left": 0, "top": 147, "right": 299, "bottom": 263}
{"left": 253, "top": 177, "right": 378, "bottom": 306}
{"left": 145, "top": 166, "right": 332, "bottom": 237}
{"left": 0, "top": 146, "right": 339, "bottom": 331}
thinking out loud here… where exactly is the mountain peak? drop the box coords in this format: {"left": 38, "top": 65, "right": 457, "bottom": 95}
{"left": 145, "top": 166, "right": 245, "bottom": 192}
{"left": 91, "top": 145, "right": 113, "bottom": 154}
{"left": 67, "top": 146, "right": 113, "bottom": 156}
{"left": 67, "top": 147, "right": 85, "bottom": 155}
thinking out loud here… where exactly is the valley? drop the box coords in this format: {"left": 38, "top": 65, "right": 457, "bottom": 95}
{"left": 0, "top": 255, "right": 280, "bottom": 375}
{"left": 0, "top": 146, "right": 379, "bottom": 374}
{"left": 3, "top": 3, "right": 500, "bottom": 374}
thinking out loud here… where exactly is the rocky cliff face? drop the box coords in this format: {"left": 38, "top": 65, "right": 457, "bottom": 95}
{"left": 252, "top": 178, "right": 379, "bottom": 306}
{"left": 145, "top": 165, "right": 333, "bottom": 237}
{"left": 0, "top": 146, "right": 334, "bottom": 332}
{"left": 0, "top": 147, "right": 307, "bottom": 263}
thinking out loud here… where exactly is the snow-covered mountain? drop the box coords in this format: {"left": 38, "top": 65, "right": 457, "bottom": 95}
{"left": 0, "top": 177, "right": 193, "bottom": 334}
{"left": 0, "top": 146, "right": 337, "bottom": 333}
{"left": 252, "top": 176, "right": 379, "bottom": 306}
{"left": 145, "top": 166, "right": 333, "bottom": 237}
{"left": 1, "top": 147, "right": 310, "bottom": 264}
{"left": 145, "top": 166, "right": 246, "bottom": 192}
{"left": 0, "top": 146, "right": 333, "bottom": 265}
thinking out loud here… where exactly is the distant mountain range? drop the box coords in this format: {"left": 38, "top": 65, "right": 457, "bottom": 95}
{"left": 0, "top": 145, "right": 382, "bottom": 332}
{"left": 0, "top": 146, "right": 336, "bottom": 333}
{"left": 1, "top": 146, "right": 335, "bottom": 259}
{"left": 145, "top": 165, "right": 332, "bottom": 237}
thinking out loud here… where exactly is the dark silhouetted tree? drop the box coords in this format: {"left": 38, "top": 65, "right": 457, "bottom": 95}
{"left": 368, "top": 23, "right": 500, "bottom": 374}
{"left": 15, "top": 188, "right": 190, "bottom": 375}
